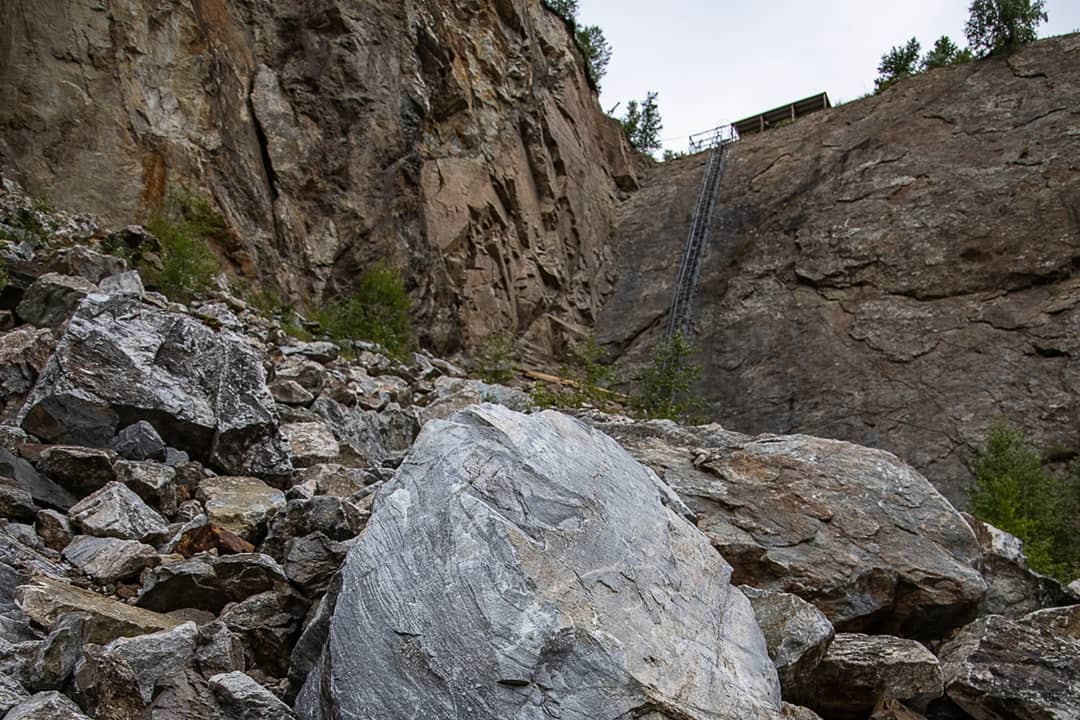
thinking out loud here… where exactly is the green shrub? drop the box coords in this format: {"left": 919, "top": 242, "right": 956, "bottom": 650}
{"left": 526, "top": 335, "right": 620, "bottom": 411}
{"left": 475, "top": 334, "right": 518, "bottom": 384}
{"left": 632, "top": 331, "right": 702, "bottom": 421}
{"left": 314, "top": 262, "right": 415, "bottom": 360}
{"left": 971, "top": 418, "right": 1078, "bottom": 582}
{"left": 147, "top": 190, "right": 224, "bottom": 303}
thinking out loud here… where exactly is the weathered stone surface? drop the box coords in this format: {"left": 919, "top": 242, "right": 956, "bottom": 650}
{"left": 2, "top": 690, "right": 90, "bottom": 719}
{"left": 781, "top": 704, "right": 823, "bottom": 720}
{"left": 261, "top": 496, "right": 365, "bottom": 564}
{"left": 97, "top": 269, "right": 145, "bottom": 297}
{"left": 219, "top": 589, "right": 307, "bottom": 681}
{"left": 15, "top": 273, "right": 96, "bottom": 328}
{"left": 281, "top": 342, "right": 339, "bottom": 364}
{"left": 418, "top": 376, "right": 532, "bottom": 425}
{"left": 0, "top": 478, "right": 36, "bottom": 522}
{"left": 107, "top": 622, "right": 199, "bottom": 704}
{"left": 0, "top": 449, "right": 75, "bottom": 512}
{"left": 588, "top": 416, "right": 987, "bottom": 638}
{"left": 0, "top": 327, "right": 54, "bottom": 407}
{"left": 68, "top": 482, "right": 168, "bottom": 543}
{"left": 297, "top": 405, "right": 782, "bottom": 720}
{"left": 787, "top": 633, "right": 944, "bottom": 720}
{"left": 36, "top": 445, "right": 118, "bottom": 496}
{"left": 964, "top": 514, "right": 1077, "bottom": 617}
{"left": 740, "top": 585, "right": 835, "bottom": 692}
{"left": 114, "top": 460, "right": 178, "bottom": 517}
{"left": 601, "top": 35, "right": 1080, "bottom": 507}
{"left": 0, "top": 672, "right": 28, "bottom": 714}
{"left": 49, "top": 246, "right": 126, "bottom": 284}
{"left": 62, "top": 535, "right": 159, "bottom": 585}
{"left": 15, "top": 576, "right": 180, "bottom": 645}
{"left": 137, "top": 553, "right": 288, "bottom": 614}
{"left": 1, "top": 0, "right": 633, "bottom": 358}
{"left": 269, "top": 380, "right": 314, "bottom": 407}
{"left": 19, "top": 294, "right": 291, "bottom": 478}
{"left": 939, "top": 607, "right": 1080, "bottom": 720}
{"left": 174, "top": 525, "right": 255, "bottom": 559}
{"left": 110, "top": 421, "right": 167, "bottom": 462}
{"left": 290, "top": 464, "right": 372, "bottom": 500}
{"left": 871, "top": 699, "right": 929, "bottom": 720}
{"left": 27, "top": 614, "right": 86, "bottom": 691}
{"left": 210, "top": 671, "right": 297, "bottom": 720}
{"left": 33, "top": 510, "right": 71, "bottom": 552}
{"left": 283, "top": 534, "right": 350, "bottom": 595}
{"left": 197, "top": 477, "right": 285, "bottom": 542}
{"left": 310, "top": 396, "right": 419, "bottom": 468}
{"left": 281, "top": 422, "right": 340, "bottom": 468}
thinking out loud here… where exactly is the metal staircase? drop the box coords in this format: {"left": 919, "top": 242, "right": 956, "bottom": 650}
{"left": 665, "top": 134, "right": 732, "bottom": 340}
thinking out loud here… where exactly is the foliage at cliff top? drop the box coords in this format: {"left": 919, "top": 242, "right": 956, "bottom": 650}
{"left": 544, "top": 0, "right": 611, "bottom": 88}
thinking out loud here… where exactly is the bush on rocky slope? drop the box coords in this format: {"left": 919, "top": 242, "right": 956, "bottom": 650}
{"left": 312, "top": 263, "right": 414, "bottom": 361}
{"left": 147, "top": 190, "right": 224, "bottom": 303}
{"left": 972, "top": 418, "right": 1079, "bottom": 582}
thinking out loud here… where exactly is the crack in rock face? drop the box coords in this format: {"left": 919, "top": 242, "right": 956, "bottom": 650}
{"left": 296, "top": 404, "right": 782, "bottom": 720}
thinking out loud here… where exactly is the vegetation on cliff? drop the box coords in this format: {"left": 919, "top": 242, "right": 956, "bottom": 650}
{"left": 313, "top": 263, "right": 415, "bottom": 360}
{"left": 971, "top": 419, "right": 1079, "bottom": 582}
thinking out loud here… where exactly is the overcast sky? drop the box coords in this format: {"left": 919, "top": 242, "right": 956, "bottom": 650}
{"left": 577, "top": 0, "right": 1080, "bottom": 154}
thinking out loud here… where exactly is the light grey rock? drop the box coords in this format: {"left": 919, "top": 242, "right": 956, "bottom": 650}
{"left": 197, "top": 476, "right": 285, "bottom": 542}
{"left": 211, "top": 671, "right": 297, "bottom": 719}
{"left": 310, "top": 396, "right": 418, "bottom": 468}
{"left": 939, "top": 606, "right": 1080, "bottom": 720}
{"left": 50, "top": 246, "right": 126, "bottom": 283}
{"left": 67, "top": 482, "right": 168, "bottom": 543}
{"left": 110, "top": 420, "right": 167, "bottom": 462}
{"left": 281, "top": 422, "right": 340, "bottom": 468}
{"left": 36, "top": 445, "right": 118, "bottom": 496}
{"left": 61, "top": 535, "right": 159, "bottom": 585}
{"left": 273, "top": 358, "right": 327, "bottom": 394}
{"left": 0, "top": 449, "right": 75, "bottom": 512}
{"left": 417, "top": 376, "right": 532, "bottom": 424}
{"left": 269, "top": 380, "right": 314, "bottom": 406}
{"left": 0, "top": 673, "right": 28, "bottom": 715}
{"left": 281, "top": 342, "right": 339, "bottom": 364}
{"left": 137, "top": 553, "right": 288, "bottom": 614}
{"left": 587, "top": 415, "right": 987, "bottom": 639}
{"left": 963, "top": 514, "right": 1077, "bottom": 617}
{"left": 15, "top": 273, "right": 96, "bottom": 328}
{"left": 33, "top": 510, "right": 71, "bottom": 552}
{"left": 106, "top": 621, "right": 199, "bottom": 703}
{"left": 97, "top": 269, "right": 144, "bottom": 296}
{"left": 740, "top": 585, "right": 835, "bottom": 692}
{"left": 781, "top": 704, "right": 823, "bottom": 720}
{"left": 18, "top": 294, "right": 291, "bottom": 478}
{"left": 28, "top": 613, "right": 86, "bottom": 691}
{"left": 2, "top": 690, "right": 90, "bottom": 719}
{"left": 786, "top": 634, "right": 944, "bottom": 720}
{"left": 195, "top": 621, "right": 246, "bottom": 677}
{"left": 296, "top": 405, "right": 782, "bottom": 720}
{"left": 286, "top": 576, "right": 340, "bottom": 702}
{"left": 290, "top": 464, "right": 371, "bottom": 500}
{"left": 114, "top": 460, "right": 178, "bottom": 517}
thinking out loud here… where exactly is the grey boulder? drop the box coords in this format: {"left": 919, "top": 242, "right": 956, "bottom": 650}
{"left": 67, "top": 482, "right": 168, "bottom": 543}
{"left": 740, "top": 585, "right": 835, "bottom": 692}
{"left": 2, "top": 690, "right": 90, "bottom": 719}
{"left": 786, "top": 633, "right": 944, "bottom": 720}
{"left": 35, "top": 445, "right": 117, "bottom": 496}
{"left": 296, "top": 405, "right": 782, "bottom": 720}
{"left": 0, "top": 449, "right": 75, "bottom": 512}
{"left": 210, "top": 671, "right": 297, "bottom": 719}
{"left": 18, "top": 294, "right": 291, "bottom": 478}
{"left": 15, "top": 273, "right": 96, "bottom": 329}
{"left": 110, "top": 420, "right": 167, "bottom": 462}
{"left": 939, "top": 605, "right": 1080, "bottom": 720}
{"left": 587, "top": 415, "right": 987, "bottom": 638}
{"left": 61, "top": 535, "right": 159, "bottom": 585}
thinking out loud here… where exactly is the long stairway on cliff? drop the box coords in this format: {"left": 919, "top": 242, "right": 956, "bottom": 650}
{"left": 665, "top": 135, "right": 731, "bottom": 340}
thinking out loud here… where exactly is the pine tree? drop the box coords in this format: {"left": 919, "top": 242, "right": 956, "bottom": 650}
{"left": 875, "top": 37, "right": 922, "bottom": 92}
{"left": 921, "top": 35, "right": 974, "bottom": 70}
{"left": 621, "top": 92, "right": 662, "bottom": 156}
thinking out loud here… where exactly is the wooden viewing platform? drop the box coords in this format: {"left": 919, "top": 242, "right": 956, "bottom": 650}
{"left": 732, "top": 92, "right": 832, "bottom": 137}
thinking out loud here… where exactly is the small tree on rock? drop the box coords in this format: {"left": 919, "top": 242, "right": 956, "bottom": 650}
{"left": 965, "top": 0, "right": 1047, "bottom": 56}
{"left": 875, "top": 37, "right": 922, "bottom": 92}
{"left": 921, "top": 35, "right": 974, "bottom": 70}
{"left": 621, "top": 91, "right": 663, "bottom": 156}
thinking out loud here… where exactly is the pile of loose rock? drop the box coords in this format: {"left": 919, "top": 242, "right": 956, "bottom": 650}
{"left": 0, "top": 181, "right": 1077, "bottom": 719}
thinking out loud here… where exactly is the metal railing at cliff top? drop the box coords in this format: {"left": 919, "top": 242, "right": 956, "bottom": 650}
{"left": 687, "top": 124, "right": 739, "bottom": 153}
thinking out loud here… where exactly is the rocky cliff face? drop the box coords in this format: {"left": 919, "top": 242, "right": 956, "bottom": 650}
{"left": 600, "top": 34, "right": 1080, "bottom": 505}
{"left": 0, "top": 0, "right": 634, "bottom": 355}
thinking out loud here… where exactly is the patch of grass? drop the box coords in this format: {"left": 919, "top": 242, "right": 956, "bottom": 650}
{"left": 313, "top": 262, "right": 415, "bottom": 360}
{"left": 631, "top": 331, "right": 703, "bottom": 422}
{"left": 147, "top": 189, "right": 224, "bottom": 303}
{"left": 527, "top": 335, "right": 620, "bottom": 411}
{"left": 971, "top": 418, "right": 1079, "bottom": 583}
